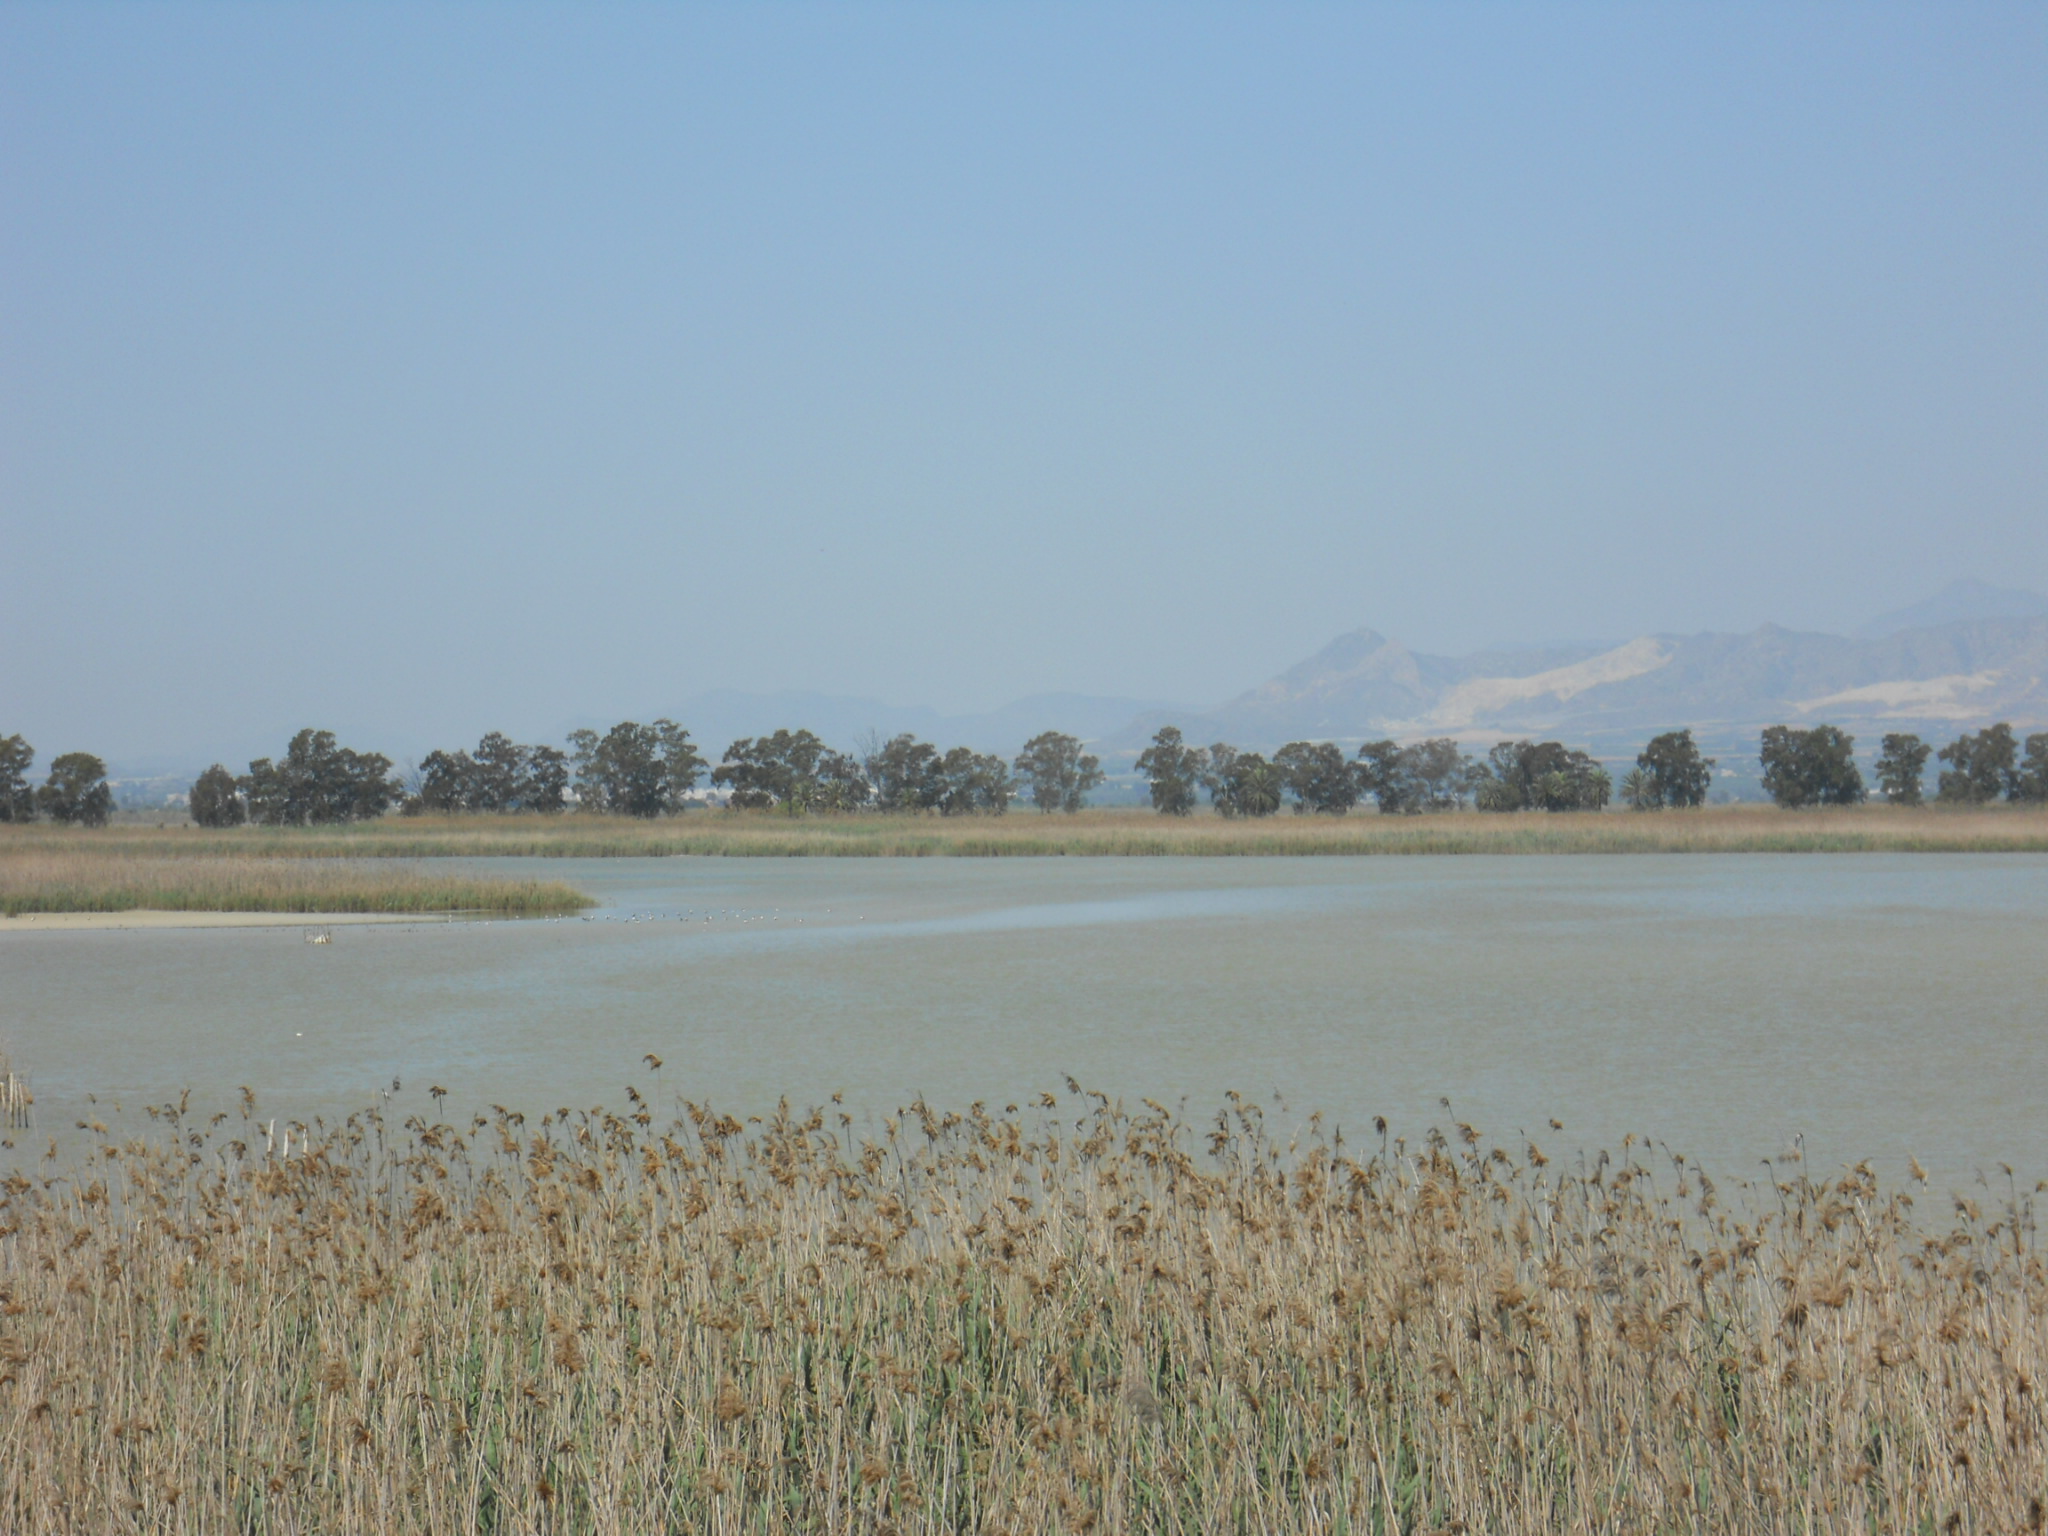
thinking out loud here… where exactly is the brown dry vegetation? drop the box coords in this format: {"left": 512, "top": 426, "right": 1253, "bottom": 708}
{"left": 0, "top": 1089, "right": 2040, "bottom": 1532}
{"left": 8, "top": 804, "right": 2048, "bottom": 860}
{"left": 0, "top": 851, "right": 591, "bottom": 917}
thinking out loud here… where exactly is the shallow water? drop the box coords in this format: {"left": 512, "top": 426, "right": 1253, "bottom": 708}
{"left": 4, "top": 854, "right": 2045, "bottom": 1185}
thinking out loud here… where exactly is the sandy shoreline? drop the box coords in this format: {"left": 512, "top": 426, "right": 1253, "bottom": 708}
{"left": 0, "top": 910, "right": 429, "bottom": 932}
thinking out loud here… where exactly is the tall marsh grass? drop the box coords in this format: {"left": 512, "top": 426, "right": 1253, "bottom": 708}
{"left": 0, "top": 1087, "right": 2038, "bottom": 1531}
{"left": 8, "top": 804, "right": 2048, "bottom": 860}
{"left": 0, "top": 851, "right": 591, "bottom": 917}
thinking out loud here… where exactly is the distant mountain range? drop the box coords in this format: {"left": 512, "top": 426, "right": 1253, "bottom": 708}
{"left": 1100, "top": 617, "right": 2043, "bottom": 765}
{"left": 1854, "top": 577, "right": 2048, "bottom": 639}
{"left": 107, "top": 579, "right": 2048, "bottom": 801}
{"left": 673, "top": 579, "right": 2048, "bottom": 778}
{"left": 1093, "top": 579, "right": 2048, "bottom": 769}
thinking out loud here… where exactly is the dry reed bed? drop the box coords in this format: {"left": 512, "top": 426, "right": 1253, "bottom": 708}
{"left": 1, "top": 1090, "right": 2040, "bottom": 1532}
{"left": 0, "top": 851, "right": 591, "bottom": 916}
{"left": 9, "top": 805, "right": 2048, "bottom": 860}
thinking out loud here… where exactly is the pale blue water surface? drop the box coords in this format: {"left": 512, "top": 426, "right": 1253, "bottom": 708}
{"left": 4, "top": 854, "right": 2044, "bottom": 1186}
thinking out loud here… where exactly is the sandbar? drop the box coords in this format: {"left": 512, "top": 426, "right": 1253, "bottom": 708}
{"left": 0, "top": 910, "right": 425, "bottom": 933}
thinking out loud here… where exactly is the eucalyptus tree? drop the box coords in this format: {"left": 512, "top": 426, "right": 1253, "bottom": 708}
{"left": 523, "top": 746, "right": 570, "bottom": 813}
{"left": 469, "top": 732, "right": 527, "bottom": 810}
{"left": 1360, "top": 738, "right": 1472, "bottom": 813}
{"left": 811, "top": 751, "right": 873, "bottom": 812}
{"left": 1013, "top": 731, "right": 1105, "bottom": 814}
{"left": 569, "top": 721, "right": 705, "bottom": 817}
{"left": 1202, "top": 743, "right": 1282, "bottom": 818}
{"left": 1472, "top": 740, "right": 1610, "bottom": 812}
{"left": 2016, "top": 733, "right": 2048, "bottom": 804}
{"left": 1874, "top": 733, "right": 1932, "bottom": 806}
{"left": 1409, "top": 739, "right": 1474, "bottom": 810}
{"left": 1936, "top": 723, "right": 2017, "bottom": 804}
{"left": 415, "top": 733, "right": 570, "bottom": 814}
{"left": 0, "top": 735, "right": 34, "bottom": 822}
{"left": 865, "top": 735, "right": 942, "bottom": 812}
{"left": 935, "top": 747, "right": 1014, "bottom": 816}
{"left": 1134, "top": 727, "right": 1205, "bottom": 816}
{"left": 1199, "top": 744, "right": 1235, "bottom": 816}
{"left": 37, "top": 752, "right": 113, "bottom": 826}
{"left": 415, "top": 749, "right": 478, "bottom": 813}
{"left": 188, "top": 764, "right": 247, "bottom": 827}
{"left": 1354, "top": 740, "right": 1413, "bottom": 813}
{"left": 1634, "top": 730, "right": 1715, "bottom": 808}
{"left": 1274, "top": 741, "right": 1358, "bottom": 815}
{"left": 1758, "top": 725, "right": 1865, "bottom": 808}
{"left": 242, "top": 730, "right": 399, "bottom": 825}
{"left": 711, "top": 729, "right": 828, "bottom": 812}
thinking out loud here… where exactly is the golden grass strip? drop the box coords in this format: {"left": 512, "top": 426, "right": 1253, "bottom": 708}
{"left": 7, "top": 804, "right": 2048, "bottom": 859}
{"left": 0, "top": 1089, "right": 2039, "bottom": 1532}
{"left": 0, "top": 851, "right": 591, "bottom": 916}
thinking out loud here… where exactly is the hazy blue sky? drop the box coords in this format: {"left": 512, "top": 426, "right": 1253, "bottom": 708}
{"left": 4, "top": 4, "right": 2044, "bottom": 766}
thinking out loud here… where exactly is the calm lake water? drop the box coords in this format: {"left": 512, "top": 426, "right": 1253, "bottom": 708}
{"left": 4, "top": 854, "right": 2045, "bottom": 1186}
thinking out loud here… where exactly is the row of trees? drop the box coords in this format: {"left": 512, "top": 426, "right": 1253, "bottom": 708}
{"left": 187, "top": 730, "right": 401, "bottom": 827}
{"left": 1756, "top": 723, "right": 2048, "bottom": 808}
{"left": 1139, "top": 721, "right": 2048, "bottom": 816}
{"left": 10, "top": 717, "right": 2046, "bottom": 829}
{"left": 1138, "top": 732, "right": 1487, "bottom": 817}
{"left": 1134, "top": 728, "right": 1684, "bottom": 816}
{"left": 417, "top": 733, "right": 569, "bottom": 816}
{"left": 186, "top": 728, "right": 580, "bottom": 827}
{"left": 0, "top": 736, "right": 114, "bottom": 826}
{"left": 173, "top": 724, "right": 1111, "bottom": 825}
{"left": 554, "top": 723, "right": 1105, "bottom": 820}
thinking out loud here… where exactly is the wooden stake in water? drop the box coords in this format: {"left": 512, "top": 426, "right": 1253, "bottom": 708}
{"left": 0, "top": 1047, "right": 31, "bottom": 1131}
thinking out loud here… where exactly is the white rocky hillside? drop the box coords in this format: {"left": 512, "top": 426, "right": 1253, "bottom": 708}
{"left": 1094, "top": 580, "right": 2048, "bottom": 766}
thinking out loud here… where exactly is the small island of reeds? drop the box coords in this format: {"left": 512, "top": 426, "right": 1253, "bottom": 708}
{"left": 1, "top": 1087, "right": 2038, "bottom": 1531}
{"left": 0, "top": 849, "right": 591, "bottom": 918}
